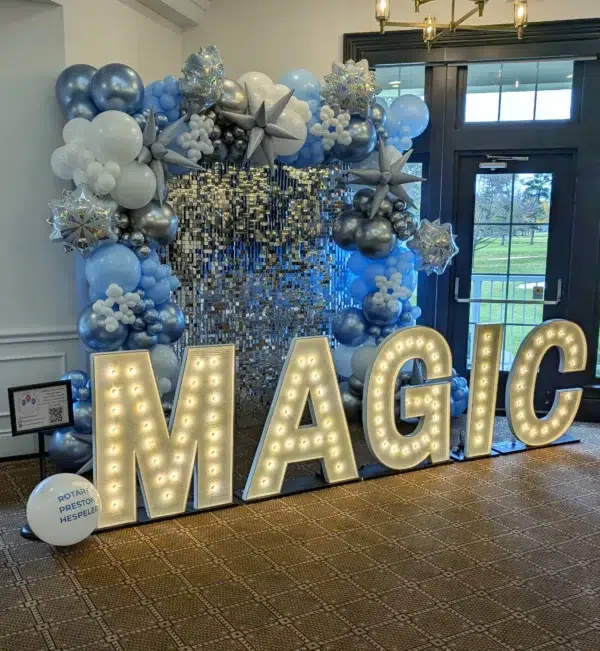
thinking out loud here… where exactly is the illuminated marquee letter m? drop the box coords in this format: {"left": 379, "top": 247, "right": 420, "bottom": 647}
{"left": 92, "top": 346, "right": 235, "bottom": 529}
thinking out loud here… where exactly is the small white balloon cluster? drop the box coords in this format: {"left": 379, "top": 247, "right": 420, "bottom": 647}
{"left": 373, "top": 273, "right": 410, "bottom": 313}
{"left": 76, "top": 161, "right": 121, "bottom": 195}
{"left": 310, "top": 106, "right": 352, "bottom": 151}
{"left": 92, "top": 284, "right": 141, "bottom": 332}
{"left": 176, "top": 114, "right": 215, "bottom": 163}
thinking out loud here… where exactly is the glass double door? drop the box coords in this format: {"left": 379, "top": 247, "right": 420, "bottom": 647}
{"left": 449, "top": 154, "right": 576, "bottom": 411}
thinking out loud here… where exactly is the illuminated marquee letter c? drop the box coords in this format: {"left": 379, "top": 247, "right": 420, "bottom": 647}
{"left": 364, "top": 326, "right": 452, "bottom": 470}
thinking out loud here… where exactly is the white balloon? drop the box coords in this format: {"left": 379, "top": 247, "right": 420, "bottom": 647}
{"left": 150, "top": 344, "right": 180, "bottom": 390}
{"left": 26, "top": 474, "right": 101, "bottom": 546}
{"left": 104, "top": 161, "right": 121, "bottom": 179}
{"left": 351, "top": 344, "right": 379, "bottom": 382}
{"left": 90, "top": 111, "right": 143, "bottom": 165}
{"left": 237, "top": 71, "right": 273, "bottom": 96}
{"left": 50, "top": 146, "right": 74, "bottom": 180}
{"left": 73, "top": 168, "right": 87, "bottom": 186}
{"left": 266, "top": 84, "right": 291, "bottom": 102}
{"left": 272, "top": 108, "right": 307, "bottom": 156}
{"left": 86, "top": 161, "right": 104, "bottom": 181}
{"left": 63, "top": 118, "right": 92, "bottom": 144}
{"left": 94, "top": 173, "right": 116, "bottom": 195}
{"left": 332, "top": 345, "right": 356, "bottom": 378}
{"left": 110, "top": 161, "right": 156, "bottom": 209}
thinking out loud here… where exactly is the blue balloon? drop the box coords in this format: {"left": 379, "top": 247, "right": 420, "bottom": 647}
{"left": 279, "top": 69, "right": 321, "bottom": 102}
{"left": 145, "top": 277, "right": 172, "bottom": 306}
{"left": 160, "top": 94, "right": 176, "bottom": 111}
{"left": 401, "top": 269, "right": 418, "bottom": 292}
{"left": 410, "top": 306, "right": 422, "bottom": 319}
{"left": 456, "top": 376, "right": 468, "bottom": 389}
{"left": 347, "top": 252, "right": 369, "bottom": 276}
{"left": 350, "top": 278, "right": 370, "bottom": 303}
{"left": 157, "top": 301, "right": 185, "bottom": 345}
{"left": 60, "top": 370, "right": 89, "bottom": 389}
{"left": 85, "top": 243, "right": 141, "bottom": 297}
{"left": 73, "top": 401, "right": 93, "bottom": 434}
{"left": 78, "top": 305, "right": 128, "bottom": 352}
{"left": 363, "top": 263, "right": 387, "bottom": 286}
{"left": 163, "top": 75, "right": 179, "bottom": 95}
{"left": 77, "top": 386, "right": 91, "bottom": 403}
{"left": 125, "top": 330, "right": 158, "bottom": 350}
{"left": 90, "top": 63, "right": 144, "bottom": 114}
{"left": 48, "top": 428, "right": 92, "bottom": 472}
{"left": 332, "top": 307, "right": 370, "bottom": 347}
{"left": 152, "top": 81, "right": 165, "bottom": 97}
{"left": 388, "top": 94, "right": 430, "bottom": 139}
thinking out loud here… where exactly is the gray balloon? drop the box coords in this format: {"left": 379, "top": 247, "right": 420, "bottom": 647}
{"left": 73, "top": 401, "right": 93, "bottom": 434}
{"left": 348, "top": 375, "right": 364, "bottom": 398}
{"left": 339, "top": 382, "right": 362, "bottom": 423}
{"left": 158, "top": 301, "right": 185, "bottom": 344}
{"left": 373, "top": 197, "right": 394, "bottom": 219}
{"left": 356, "top": 217, "right": 397, "bottom": 259}
{"left": 390, "top": 210, "right": 418, "bottom": 241}
{"left": 370, "top": 103, "right": 388, "bottom": 129}
{"left": 131, "top": 317, "right": 146, "bottom": 332}
{"left": 332, "top": 307, "right": 370, "bottom": 347}
{"left": 129, "top": 201, "right": 178, "bottom": 247}
{"left": 125, "top": 330, "right": 158, "bottom": 350}
{"left": 90, "top": 63, "right": 144, "bottom": 114}
{"left": 218, "top": 78, "right": 248, "bottom": 114}
{"left": 352, "top": 188, "right": 374, "bottom": 215}
{"left": 363, "top": 291, "right": 401, "bottom": 326}
{"left": 78, "top": 306, "right": 128, "bottom": 352}
{"left": 331, "top": 116, "right": 377, "bottom": 163}
{"left": 48, "top": 428, "right": 92, "bottom": 472}
{"left": 333, "top": 210, "right": 364, "bottom": 251}
{"left": 66, "top": 95, "right": 99, "bottom": 121}
{"left": 55, "top": 64, "right": 97, "bottom": 116}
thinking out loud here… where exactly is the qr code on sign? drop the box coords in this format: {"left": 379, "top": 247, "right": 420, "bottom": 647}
{"left": 49, "top": 406, "right": 64, "bottom": 424}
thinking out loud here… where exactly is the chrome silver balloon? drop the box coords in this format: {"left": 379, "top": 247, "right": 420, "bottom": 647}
{"left": 48, "top": 428, "right": 93, "bottom": 473}
{"left": 339, "top": 381, "right": 362, "bottom": 423}
{"left": 218, "top": 78, "right": 248, "bottom": 114}
{"left": 77, "top": 305, "right": 128, "bottom": 352}
{"left": 90, "top": 63, "right": 144, "bottom": 114}
{"left": 352, "top": 187, "right": 374, "bottom": 214}
{"left": 332, "top": 210, "right": 364, "bottom": 251}
{"left": 370, "top": 103, "right": 388, "bottom": 129}
{"left": 129, "top": 231, "right": 146, "bottom": 248}
{"left": 390, "top": 210, "right": 418, "bottom": 241}
{"left": 355, "top": 217, "right": 397, "bottom": 259}
{"left": 129, "top": 201, "right": 178, "bottom": 247}
{"left": 157, "top": 301, "right": 185, "bottom": 344}
{"left": 125, "top": 330, "right": 158, "bottom": 350}
{"left": 347, "top": 374, "right": 364, "bottom": 398}
{"left": 55, "top": 64, "right": 97, "bottom": 118}
{"left": 332, "top": 307, "right": 369, "bottom": 347}
{"left": 331, "top": 116, "right": 377, "bottom": 163}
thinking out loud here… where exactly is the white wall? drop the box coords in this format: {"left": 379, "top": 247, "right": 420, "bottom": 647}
{"left": 61, "top": 0, "right": 185, "bottom": 83}
{"left": 0, "top": 1, "right": 79, "bottom": 456}
{"left": 185, "top": 0, "right": 600, "bottom": 80}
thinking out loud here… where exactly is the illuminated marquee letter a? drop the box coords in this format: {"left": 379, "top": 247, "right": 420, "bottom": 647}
{"left": 92, "top": 346, "right": 235, "bottom": 529}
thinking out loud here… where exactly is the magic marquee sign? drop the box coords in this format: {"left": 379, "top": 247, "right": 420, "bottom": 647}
{"left": 91, "top": 319, "right": 587, "bottom": 529}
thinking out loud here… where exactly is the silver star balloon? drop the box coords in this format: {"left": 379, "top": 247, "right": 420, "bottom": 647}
{"left": 407, "top": 219, "right": 459, "bottom": 276}
{"left": 322, "top": 59, "right": 381, "bottom": 118}
{"left": 48, "top": 184, "right": 118, "bottom": 255}
{"left": 179, "top": 45, "right": 224, "bottom": 113}
{"left": 220, "top": 84, "right": 299, "bottom": 168}
{"left": 137, "top": 110, "right": 201, "bottom": 203}
{"left": 346, "top": 139, "right": 426, "bottom": 217}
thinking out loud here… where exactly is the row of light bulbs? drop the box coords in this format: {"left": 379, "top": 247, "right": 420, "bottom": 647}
{"left": 92, "top": 319, "right": 586, "bottom": 529}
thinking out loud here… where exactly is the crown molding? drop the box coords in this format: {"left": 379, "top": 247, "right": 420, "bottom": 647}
{"left": 133, "top": 0, "right": 210, "bottom": 28}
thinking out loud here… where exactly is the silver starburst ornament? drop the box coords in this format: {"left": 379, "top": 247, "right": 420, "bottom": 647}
{"left": 137, "top": 110, "right": 201, "bottom": 203}
{"left": 179, "top": 46, "right": 224, "bottom": 113}
{"left": 346, "top": 139, "right": 425, "bottom": 217}
{"left": 220, "top": 84, "right": 299, "bottom": 168}
{"left": 407, "top": 219, "right": 459, "bottom": 276}
{"left": 322, "top": 59, "right": 381, "bottom": 118}
{"left": 48, "top": 184, "right": 118, "bottom": 255}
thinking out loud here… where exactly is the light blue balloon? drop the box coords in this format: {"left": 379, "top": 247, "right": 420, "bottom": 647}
{"left": 350, "top": 278, "right": 370, "bottom": 303}
{"left": 279, "top": 69, "right": 321, "bottom": 102}
{"left": 163, "top": 75, "right": 179, "bottom": 95}
{"left": 401, "top": 269, "right": 418, "bottom": 292}
{"left": 363, "top": 263, "right": 386, "bottom": 286}
{"left": 410, "top": 306, "right": 422, "bottom": 319}
{"left": 152, "top": 81, "right": 165, "bottom": 97}
{"left": 145, "top": 277, "right": 172, "bottom": 306}
{"left": 388, "top": 94, "right": 430, "bottom": 139}
{"left": 85, "top": 243, "right": 141, "bottom": 296}
{"left": 160, "top": 94, "right": 176, "bottom": 111}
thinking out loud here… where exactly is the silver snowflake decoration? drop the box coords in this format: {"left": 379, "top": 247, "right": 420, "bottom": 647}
{"left": 48, "top": 184, "right": 117, "bottom": 255}
{"left": 407, "top": 219, "right": 459, "bottom": 276}
{"left": 220, "top": 84, "right": 299, "bottom": 168}
{"left": 322, "top": 59, "right": 381, "bottom": 118}
{"left": 346, "top": 138, "right": 425, "bottom": 216}
{"left": 179, "top": 45, "right": 224, "bottom": 113}
{"left": 137, "top": 109, "right": 201, "bottom": 203}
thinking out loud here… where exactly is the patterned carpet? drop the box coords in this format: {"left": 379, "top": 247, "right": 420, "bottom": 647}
{"left": 1, "top": 418, "right": 600, "bottom": 651}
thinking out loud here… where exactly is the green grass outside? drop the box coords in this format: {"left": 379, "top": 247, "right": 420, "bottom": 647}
{"left": 473, "top": 233, "right": 548, "bottom": 275}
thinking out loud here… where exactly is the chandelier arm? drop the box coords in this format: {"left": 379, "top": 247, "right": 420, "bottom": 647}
{"left": 451, "top": 6, "right": 483, "bottom": 31}
{"left": 384, "top": 21, "right": 451, "bottom": 29}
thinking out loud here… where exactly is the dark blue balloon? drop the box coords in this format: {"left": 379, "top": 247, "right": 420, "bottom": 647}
{"left": 48, "top": 428, "right": 92, "bottom": 472}
{"left": 73, "top": 401, "right": 93, "bottom": 434}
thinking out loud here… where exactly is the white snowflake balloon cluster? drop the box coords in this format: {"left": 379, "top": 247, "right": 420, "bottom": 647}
{"left": 176, "top": 114, "right": 215, "bottom": 163}
{"left": 92, "top": 284, "right": 141, "bottom": 332}
{"left": 373, "top": 273, "right": 410, "bottom": 313}
{"left": 310, "top": 106, "right": 352, "bottom": 151}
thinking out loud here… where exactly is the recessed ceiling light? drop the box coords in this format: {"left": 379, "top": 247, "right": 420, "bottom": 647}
{"left": 389, "top": 81, "right": 401, "bottom": 87}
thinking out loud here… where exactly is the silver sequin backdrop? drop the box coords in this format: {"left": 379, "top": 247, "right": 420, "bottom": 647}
{"left": 168, "top": 163, "right": 353, "bottom": 424}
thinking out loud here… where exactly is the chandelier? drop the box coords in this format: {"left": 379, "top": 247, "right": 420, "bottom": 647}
{"left": 375, "top": 0, "right": 529, "bottom": 50}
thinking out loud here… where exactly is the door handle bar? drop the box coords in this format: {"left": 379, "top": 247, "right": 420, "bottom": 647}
{"left": 454, "top": 278, "right": 563, "bottom": 306}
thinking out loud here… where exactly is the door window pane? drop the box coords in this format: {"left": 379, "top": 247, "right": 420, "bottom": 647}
{"left": 375, "top": 64, "right": 426, "bottom": 104}
{"left": 468, "top": 172, "right": 553, "bottom": 371}
{"left": 465, "top": 60, "right": 574, "bottom": 123}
